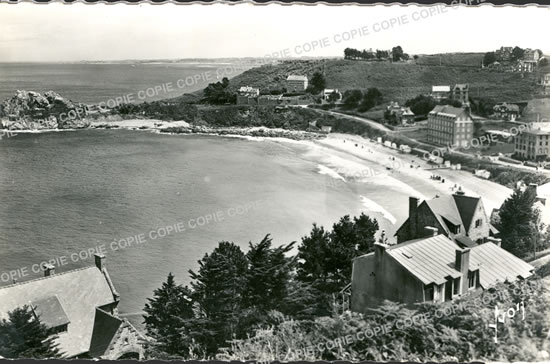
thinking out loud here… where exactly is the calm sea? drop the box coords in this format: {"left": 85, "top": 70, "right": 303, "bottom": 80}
{"left": 0, "top": 130, "right": 390, "bottom": 328}
{"left": 0, "top": 62, "right": 252, "bottom": 104}
{"left": 0, "top": 62, "right": 412, "bottom": 330}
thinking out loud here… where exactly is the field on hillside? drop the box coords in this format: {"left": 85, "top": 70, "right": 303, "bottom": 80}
{"left": 415, "top": 52, "right": 484, "bottom": 67}
{"left": 226, "top": 58, "right": 539, "bottom": 104}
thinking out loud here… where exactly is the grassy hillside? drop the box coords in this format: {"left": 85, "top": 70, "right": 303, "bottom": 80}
{"left": 415, "top": 52, "right": 484, "bottom": 67}
{"left": 225, "top": 57, "right": 540, "bottom": 104}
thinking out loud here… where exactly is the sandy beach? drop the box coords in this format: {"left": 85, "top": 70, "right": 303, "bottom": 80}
{"left": 316, "top": 133, "right": 513, "bottom": 214}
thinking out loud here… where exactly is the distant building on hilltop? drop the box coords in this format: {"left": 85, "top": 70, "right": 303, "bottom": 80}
{"left": 523, "top": 48, "right": 543, "bottom": 63}
{"left": 495, "top": 46, "right": 513, "bottom": 62}
{"left": 395, "top": 190, "right": 498, "bottom": 247}
{"left": 0, "top": 255, "right": 145, "bottom": 359}
{"left": 452, "top": 84, "right": 469, "bottom": 105}
{"left": 286, "top": 75, "right": 308, "bottom": 93}
{"left": 351, "top": 234, "right": 534, "bottom": 310}
{"left": 431, "top": 85, "right": 451, "bottom": 101}
{"left": 427, "top": 105, "right": 473, "bottom": 147}
{"left": 514, "top": 124, "right": 550, "bottom": 161}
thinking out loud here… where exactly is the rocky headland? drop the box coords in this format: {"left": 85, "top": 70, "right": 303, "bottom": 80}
{"left": 0, "top": 90, "right": 91, "bottom": 130}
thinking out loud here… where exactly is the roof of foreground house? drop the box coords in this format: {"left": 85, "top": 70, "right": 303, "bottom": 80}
{"left": 386, "top": 235, "right": 466, "bottom": 285}
{"left": 384, "top": 235, "right": 534, "bottom": 288}
{"left": 469, "top": 242, "right": 534, "bottom": 288}
{"left": 0, "top": 264, "right": 119, "bottom": 357}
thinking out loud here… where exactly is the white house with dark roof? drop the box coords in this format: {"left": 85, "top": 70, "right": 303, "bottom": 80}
{"left": 286, "top": 75, "right": 308, "bottom": 93}
{"left": 0, "top": 255, "right": 145, "bottom": 359}
{"left": 351, "top": 234, "right": 534, "bottom": 311}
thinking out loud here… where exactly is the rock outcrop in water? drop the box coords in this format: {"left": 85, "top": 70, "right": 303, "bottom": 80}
{"left": 0, "top": 90, "right": 91, "bottom": 130}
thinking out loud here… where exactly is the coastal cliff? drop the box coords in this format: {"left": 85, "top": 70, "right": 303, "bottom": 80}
{"left": 0, "top": 90, "right": 91, "bottom": 130}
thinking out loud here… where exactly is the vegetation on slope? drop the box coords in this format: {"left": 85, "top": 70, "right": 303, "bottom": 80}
{"left": 224, "top": 58, "right": 539, "bottom": 104}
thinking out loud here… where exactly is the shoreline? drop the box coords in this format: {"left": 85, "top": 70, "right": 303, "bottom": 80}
{"left": 2, "top": 119, "right": 327, "bottom": 141}
{"left": 0, "top": 119, "right": 520, "bottom": 214}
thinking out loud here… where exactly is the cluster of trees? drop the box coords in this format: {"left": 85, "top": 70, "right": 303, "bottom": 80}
{"left": 0, "top": 306, "right": 61, "bottom": 359}
{"left": 343, "top": 46, "right": 409, "bottom": 62}
{"left": 203, "top": 77, "right": 236, "bottom": 105}
{"left": 142, "top": 213, "right": 381, "bottom": 358}
{"left": 342, "top": 88, "right": 383, "bottom": 112}
{"left": 404, "top": 94, "right": 461, "bottom": 117}
{"left": 495, "top": 186, "right": 548, "bottom": 258}
{"left": 484, "top": 46, "right": 528, "bottom": 65}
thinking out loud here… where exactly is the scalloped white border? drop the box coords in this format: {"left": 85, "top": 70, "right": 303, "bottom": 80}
{"left": 2, "top": 0, "right": 550, "bottom": 6}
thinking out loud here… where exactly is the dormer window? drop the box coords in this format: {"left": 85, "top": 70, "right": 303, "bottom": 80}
{"left": 31, "top": 295, "right": 70, "bottom": 336}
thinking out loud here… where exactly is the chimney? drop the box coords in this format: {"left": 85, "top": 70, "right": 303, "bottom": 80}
{"left": 409, "top": 197, "right": 419, "bottom": 238}
{"left": 43, "top": 263, "right": 55, "bottom": 277}
{"left": 527, "top": 183, "right": 538, "bottom": 196}
{"left": 95, "top": 254, "right": 106, "bottom": 271}
{"left": 455, "top": 248, "right": 470, "bottom": 293}
{"left": 424, "top": 226, "right": 438, "bottom": 237}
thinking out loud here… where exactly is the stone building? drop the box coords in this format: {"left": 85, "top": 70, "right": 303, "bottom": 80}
{"left": 515, "top": 125, "right": 550, "bottom": 161}
{"left": 427, "top": 105, "right": 473, "bottom": 147}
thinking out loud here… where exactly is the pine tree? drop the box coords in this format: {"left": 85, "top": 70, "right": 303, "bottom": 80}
{"left": 0, "top": 305, "right": 61, "bottom": 359}
{"left": 243, "top": 234, "right": 295, "bottom": 311}
{"left": 188, "top": 241, "right": 248, "bottom": 356}
{"left": 297, "top": 214, "right": 380, "bottom": 312}
{"left": 143, "top": 272, "right": 194, "bottom": 357}
{"left": 497, "top": 187, "right": 539, "bottom": 257}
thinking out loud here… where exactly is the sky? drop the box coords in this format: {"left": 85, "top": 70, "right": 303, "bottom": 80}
{"left": 0, "top": 2, "right": 549, "bottom": 62}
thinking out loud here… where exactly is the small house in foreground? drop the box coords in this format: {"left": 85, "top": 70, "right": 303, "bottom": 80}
{"left": 0, "top": 255, "right": 145, "bottom": 359}
{"left": 351, "top": 234, "right": 534, "bottom": 311}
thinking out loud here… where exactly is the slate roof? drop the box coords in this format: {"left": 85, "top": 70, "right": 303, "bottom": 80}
{"left": 453, "top": 194, "right": 481, "bottom": 232}
{"left": 470, "top": 243, "right": 534, "bottom": 288}
{"left": 396, "top": 193, "right": 483, "bottom": 239}
{"left": 0, "top": 265, "right": 118, "bottom": 357}
{"left": 31, "top": 295, "right": 70, "bottom": 329}
{"left": 88, "top": 308, "right": 124, "bottom": 358}
{"left": 386, "top": 235, "right": 466, "bottom": 285}
{"left": 429, "top": 105, "right": 470, "bottom": 119}
{"left": 385, "top": 235, "right": 534, "bottom": 288}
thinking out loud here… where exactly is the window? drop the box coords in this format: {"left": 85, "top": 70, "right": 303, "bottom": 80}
{"left": 453, "top": 278, "right": 460, "bottom": 295}
{"left": 475, "top": 218, "right": 482, "bottom": 228}
{"left": 468, "top": 271, "right": 476, "bottom": 289}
